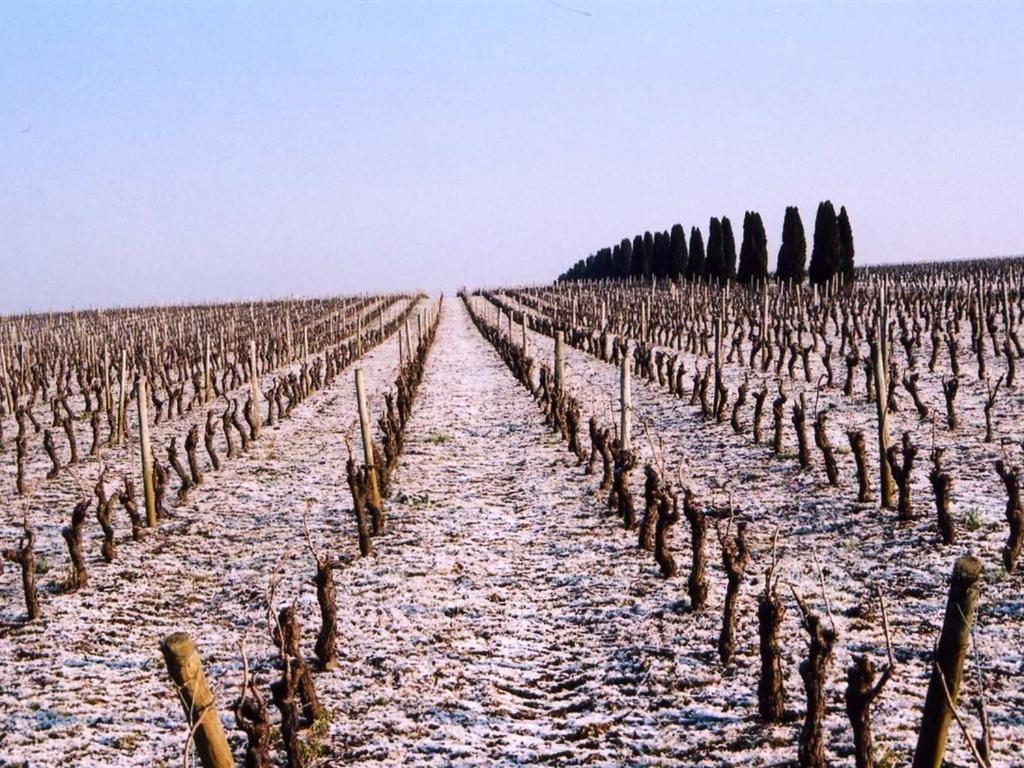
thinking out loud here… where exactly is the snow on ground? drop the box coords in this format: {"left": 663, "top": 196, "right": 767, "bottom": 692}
{"left": 1, "top": 298, "right": 1022, "bottom": 767}
{"left": 485, "top": 292, "right": 1024, "bottom": 766}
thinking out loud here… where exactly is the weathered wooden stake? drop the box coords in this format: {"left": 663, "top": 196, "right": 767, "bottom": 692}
{"left": 160, "top": 632, "right": 234, "bottom": 768}
{"left": 912, "top": 556, "right": 983, "bottom": 768}
{"left": 620, "top": 354, "right": 632, "bottom": 450}
{"left": 0, "top": 347, "right": 13, "bottom": 414}
{"left": 203, "top": 334, "right": 212, "bottom": 402}
{"left": 354, "top": 368, "right": 382, "bottom": 511}
{"left": 554, "top": 331, "right": 565, "bottom": 392}
{"left": 102, "top": 345, "right": 113, "bottom": 413}
{"left": 874, "top": 286, "right": 895, "bottom": 508}
{"left": 713, "top": 317, "right": 723, "bottom": 415}
{"left": 137, "top": 376, "right": 157, "bottom": 527}
{"left": 116, "top": 348, "right": 127, "bottom": 444}
{"left": 249, "top": 340, "right": 261, "bottom": 439}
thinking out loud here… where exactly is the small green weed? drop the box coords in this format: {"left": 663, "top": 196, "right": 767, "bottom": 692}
{"left": 965, "top": 508, "right": 983, "bottom": 531}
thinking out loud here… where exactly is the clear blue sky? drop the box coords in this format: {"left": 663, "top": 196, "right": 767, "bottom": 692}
{"left": 2, "top": 1, "right": 1022, "bottom": 312}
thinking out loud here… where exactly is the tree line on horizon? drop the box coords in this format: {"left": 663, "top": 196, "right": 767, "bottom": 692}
{"left": 557, "top": 201, "right": 855, "bottom": 286}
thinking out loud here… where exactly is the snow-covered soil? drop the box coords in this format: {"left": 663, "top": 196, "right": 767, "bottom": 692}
{"left": 1, "top": 299, "right": 1021, "bottom": 767}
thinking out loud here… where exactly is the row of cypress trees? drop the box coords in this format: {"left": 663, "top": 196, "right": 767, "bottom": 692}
{"left": 557, "top": 201, "right": 854, "bottom": 285}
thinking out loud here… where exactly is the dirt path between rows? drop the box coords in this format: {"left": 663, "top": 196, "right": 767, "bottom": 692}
{"left": 327, "top": 299, "right": 679, "bottom": 764}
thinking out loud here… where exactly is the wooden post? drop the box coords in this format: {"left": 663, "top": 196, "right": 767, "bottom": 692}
{"left": 102, "top": 345, "right": 113, "bottom": 413}
{"left": 0, "top": 347, "right": 13, "bottom": 414}
{"left": 713, "top": 317, "right": 722, "bottom": 414}
{"left": 137, "top": 376, "right": 157, "bottom": 527}
{"left": 117, "top": 349, "right": 128, "bottom": 444}
{"left": 159, "top": 633, "right": 234, "bottom": 768}
{"left": 762, "top": 282, "right": 768, "bottom": 341}
{"left": 354, "top": 369, "right": 382, "bottom": 510}
{"left": 203, "top": 334, "right": 212, "bottom": 403}
{"left": 912, "top": 556, "right": 984, "bottom": 768}
{"left": 248, "top": 340, "right": 261, "bottom": 439}
{"left": 875, "top": 284, "right": 894, "bottom": 508}
{"left": 521, "top": 315, "right": 528, "bottom": 354}
{"left": 404, "top": 320, "right": 412, "bottom": 360}
{"left": 1001, "top": 280, "right": 1011, "bottom": 337}
{"left": 620, "top": 354, "right": 632, "bottom": 450}
{"left": 554, "top": 331, "right": 565, "bottom": 392}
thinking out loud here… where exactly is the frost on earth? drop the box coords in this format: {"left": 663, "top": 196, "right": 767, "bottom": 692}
{"left": 1, "top": 275, "right": 1023, "bottom": 767}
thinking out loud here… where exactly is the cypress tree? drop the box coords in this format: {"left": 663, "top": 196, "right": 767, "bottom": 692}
{"left": 837, "top": 206, "right": 855, "bottom": 284}
{"left": 705, "top": 217, "right": 724, "bottom": 281}
{"left": 721, "top": 216, "right": 737, "bottom": 281}
{"left": 776, "top": 206, "right": 807, "bottom": 282}
{"left": 651, "top": 231, "right": 666, "bottom": 278}
{"left": 669, "top": 223, "right": 688, "bottom": 279}
{"left": 618, "top": 238, "right": 632, "bottom": 278}
{"left": 753, "top": 212, "right": 769, "bottom": 281}
{"left": 808, "top": 200, "right": 841, "bottom": 285}
{"left": 642, "top": 231, "right": 655, "bottom": 278}
{"left": 631, "top": 234, "right": 645, "bottom": 279}
{"left": 737, "top": 211, "right": 769, "bottom": 284}
{"left": 687, "top": 226, "right": 705, "bottom": 279}
{"left": 658, "top": 230, "right": 672, "bottom": 278}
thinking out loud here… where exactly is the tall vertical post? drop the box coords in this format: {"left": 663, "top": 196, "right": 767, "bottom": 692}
{"left": 117, "top": 349, "right": 128, "bottom": 444}
{"left": 521, "top": 315, "right": 528, "bottom": 354}
{"left": 762, "top": 282, "right": 769, "bottom": 340}
{"left": 137, "top": 376, "right": 157, "bottom": 527}
{"left": 554, "top": 331, "right": 565, "bottom": 392}
{"left": 203, "top": 334, "right": 212, "bottom": 403}
{"left": 713, "top": 317, "right": 722, "bottom": 414}
{"left": 249, "top": 340, "right": 261, "bottom": 439}
{"left": 912, "top": 556, "right": 984, "bottom": 768}
{"left": 0, "top": 347, "right": 13, "bottom": 414}
{"left": 354, "top": 368, "right": 382, "bottom": 510}
{"left": 102, "top": 345, "right": 113, "bottom": 413}
{"left": 160, "top": 633, "right": 234, "bottom": 768}
{"left": 620, "top": 354, "right": 632, "bottom": 450}
{"left": 875, "top": 283, "right": 894, "bottom": 508}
